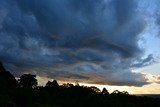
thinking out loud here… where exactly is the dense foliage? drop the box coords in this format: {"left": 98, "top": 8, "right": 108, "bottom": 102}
{"left": 0, "top": 61, "right": 160, "bottom": 107}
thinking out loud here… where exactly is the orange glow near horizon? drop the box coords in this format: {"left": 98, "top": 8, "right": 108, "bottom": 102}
{"left": 80, "top": 83, "right": 160, "bottom": 95}
{"left": 36, "top": 76, "right": 160, "bottom": 95}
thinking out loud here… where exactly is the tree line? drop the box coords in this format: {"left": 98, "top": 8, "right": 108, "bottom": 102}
{"left": 0, "top": 61, "right": 160, "bottom": 107}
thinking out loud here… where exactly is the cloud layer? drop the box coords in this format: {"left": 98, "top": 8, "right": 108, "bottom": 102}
{"left": 0, "top": 0, "right": 156, "bottom": 86}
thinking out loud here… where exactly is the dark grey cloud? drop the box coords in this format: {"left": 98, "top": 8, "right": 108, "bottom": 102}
{"left": 131, "top": 54, "right": 155, "bottom": 68}
{"left": 156, "top": 77, "right": 160, "bottom": 84}
{"left": 0, "top": 0, "right": 153, "bottom": 86}
{"left": 151, "top": 75, "right": 160, "bottom": 84}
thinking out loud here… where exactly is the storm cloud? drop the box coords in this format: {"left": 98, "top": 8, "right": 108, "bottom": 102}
{"left": 0, "top": 0, "right": 155, "bottom": 86}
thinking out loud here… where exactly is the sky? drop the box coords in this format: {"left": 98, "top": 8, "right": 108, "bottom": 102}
{"left": 0, "top": 0, "right": 160, "bottom": 94}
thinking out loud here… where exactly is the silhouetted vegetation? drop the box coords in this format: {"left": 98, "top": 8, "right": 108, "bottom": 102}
{"left": 0, "top": 62, "right": 18, "bottom": 91}
{"left": 0, "top": 61, "right": 160, "bottom": 107}
{"left": 19, "top": 74, "right": 37, "bottom": 88}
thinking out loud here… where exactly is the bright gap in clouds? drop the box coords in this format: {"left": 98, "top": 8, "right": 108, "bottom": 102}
{"left": 36, "top": 75, "right": 160, "bottom": 94}
{"left": 137, "top": 18, "right": 160, "bottom": 74}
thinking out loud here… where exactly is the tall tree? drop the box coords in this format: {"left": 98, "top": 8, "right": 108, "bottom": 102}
{"left": 19, "top": 74, "right": 37, "bottom": 88}
{"left": 101, "top": 88, "right": 109, "bottom": 95}
{"left": 0, "top": 61, "right": 18, "bottom": 90}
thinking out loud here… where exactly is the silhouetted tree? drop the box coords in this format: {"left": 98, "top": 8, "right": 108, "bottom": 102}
{"left": 0, "top": 61, "right": 18, "bottom": 90}
{"left": 90, "top": 86, "right": 101, "bottom": 93}
{"left": 19, "top": 74, "right": 37, "bottom": 88}
{"left": 0, "top": 61, "right": 5, "bottom": 71}
{"left": 101, "top": 88, "right": 109, "bottom": 95}
{"left": 111, "top": 90, "right": 120, "bottom": 94}
{"left": 121, "top": 91, "right": 129, "bottom": 95}
{"left": 62, "top": 83, "right": 75, "bottom": 88}
{"left": 45, "top": 80, "right": 59, "bottom": 88}
{"left": 111, "top": 90, "right": 129, "bottom": 95}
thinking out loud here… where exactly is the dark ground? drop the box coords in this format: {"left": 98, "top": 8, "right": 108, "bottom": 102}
{"left": 0, "top": 61, "right": 160, "bottom": 107}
